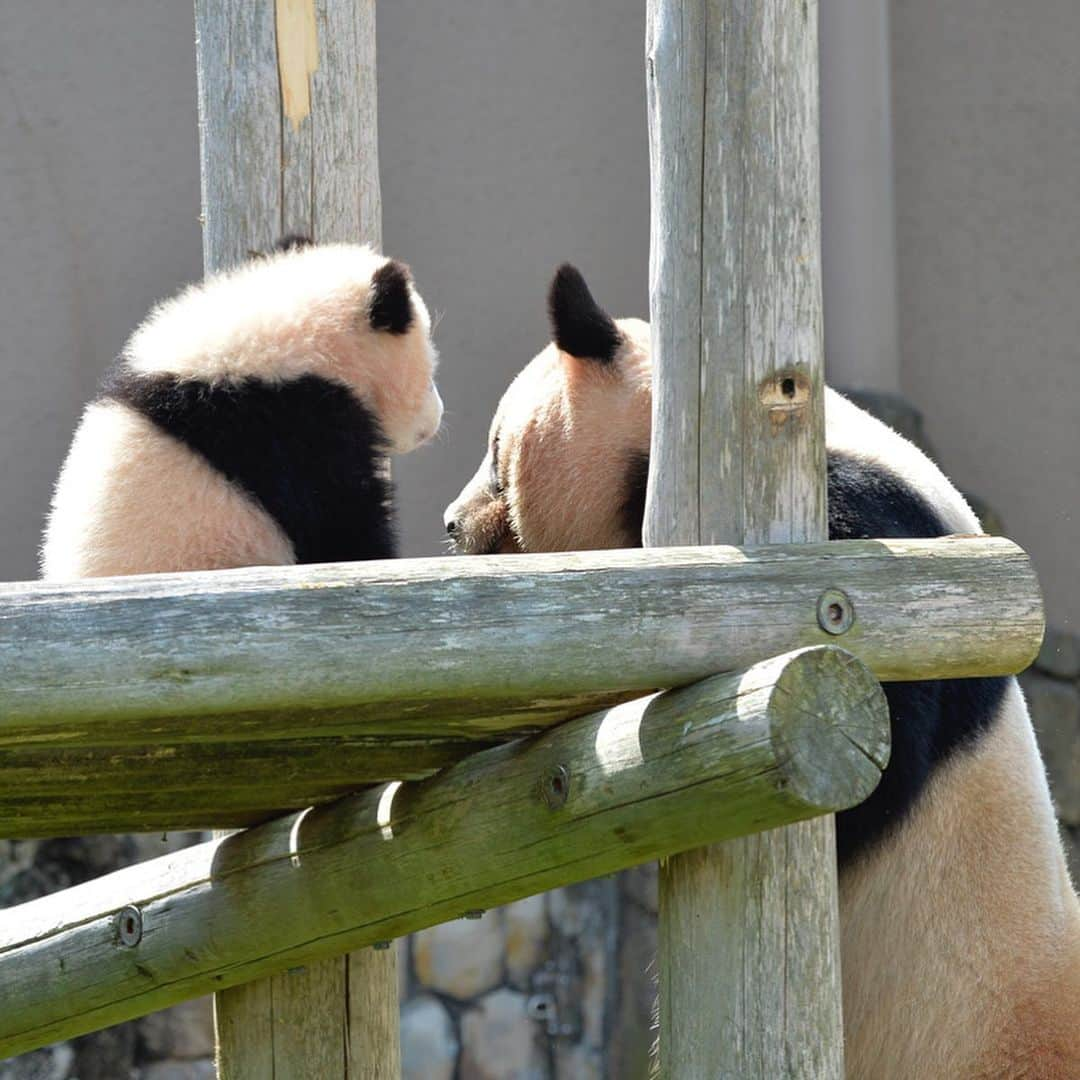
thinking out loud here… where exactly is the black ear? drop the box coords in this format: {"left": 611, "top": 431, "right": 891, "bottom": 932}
{"left": 369, "top": 260, "right": 414, "bottom": 335}
{"left": 273, "top": 233, "right": 313, "bottom": 253}
{"left": 547, "top": 263, "right": 621, "bottom": 363}
{"left": 249, "top": 234, "right": 314, "bottom": 259}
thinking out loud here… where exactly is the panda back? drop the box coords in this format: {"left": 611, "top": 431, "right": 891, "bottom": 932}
{"left": 822, "top": 389, "right": 1008, "bottom": 865}
{"left": 40, "top": 400, "right": 296, "bottom": 578}
{"left": 100, "top": 367, "right": 397, "bottom": 566}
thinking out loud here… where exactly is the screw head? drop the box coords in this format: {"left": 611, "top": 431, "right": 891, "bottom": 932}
{"left": 372, "top": 940, "right": 392, "bottom": 950}
{"left": 116, "top": 906, "right": 143, "bottom": 948}
{"left": 462, "top": 909, "right": 485, "bottom": 920}
{"left": 817, "top": 589, "right": 855, "bottom": 635}
{"left": 541, "top": 764, "right": 571, "bottom": 810}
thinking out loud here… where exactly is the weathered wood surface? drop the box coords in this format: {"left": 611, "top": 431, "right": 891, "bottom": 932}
{"left": 195, "top": 0, "right": 381, "bottom": 272}
{"left": 647, "top": 0, "right": 844, "bottom": 1074}
{"left": 0, "top": 647, "right": 890, "bottom": 1060}
{"left": 194, "top": 0, "right": 387, "bottom": 1072}
{"left": 0, "top": 538, "right": 1039, "bottom": 837}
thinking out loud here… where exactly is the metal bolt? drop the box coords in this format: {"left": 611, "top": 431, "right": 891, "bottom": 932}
{"left": 372, "top": 940, "right": 392, "bottom": 951}
{"left": 541, "top": 764, "right": 571, "bottom": 810}
{"left": 817, "top": 589, "right": 855, "bottom": 636}
{"left": 116, "top": 906, "right": 143, "bottom": 948}
{"left": 462, "top": 909, "right": 485, "bottom": 920}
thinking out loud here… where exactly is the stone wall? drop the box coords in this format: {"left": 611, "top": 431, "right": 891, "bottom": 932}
{"left": 0, "top": 835, "right": 215, "bottom": 1080}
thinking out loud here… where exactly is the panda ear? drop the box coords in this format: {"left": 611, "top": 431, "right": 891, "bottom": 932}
{"left": 369, "top": 260, "right": 414, "bottom": 335}
{"left": 273, "top": 233, "right": 313, "bottom": 253}
{"left": 547, "top": 263, "right": 621, "bottom": 364}
{"left": 248, "top": 234, "right": 313, "bottom": 259}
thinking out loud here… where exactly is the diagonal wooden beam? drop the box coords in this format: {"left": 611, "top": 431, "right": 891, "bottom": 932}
{"left": 0, "top": 647, "right": 890, "bottom": 1061}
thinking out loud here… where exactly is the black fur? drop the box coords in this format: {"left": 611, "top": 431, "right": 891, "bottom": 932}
{"left": 621, "top": 446, "right": 1007, "bottom": 866}
{"left": 100, "top": 367, "right": 396, "bottom": 563}
{"left": 369, "top": 260, "right": 414, "bottom": 335}
{"left": 248, "top": 235, "right": 313, "bottom": 260}
{"left": 547, "top": 264, "right": 622, "bottom": 363}
{"left": 273, "top": 234, "right": 314, "bottom": 253}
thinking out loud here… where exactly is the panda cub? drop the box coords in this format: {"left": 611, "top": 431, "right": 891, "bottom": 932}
{"left": 42, "top": 240, "right": 442, "bottom": 579}
{"left": 445, "top": 265, "right": 1080, "bottom": 1080}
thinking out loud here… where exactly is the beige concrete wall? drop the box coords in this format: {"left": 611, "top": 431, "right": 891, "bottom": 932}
{"left": 820, "top": 0, "right": 900, "bottom": 393}
{"left": 0, "top": 2, "right": 649, "bottom": 581}
{"left": 0, "top": 4, "right": 1074, "bottom": 637}
{"left": 0, "top": 4, "right": 203, "bottom": 582}
{"left": 891, "top": 3, "right": 1080, "bottom": 630}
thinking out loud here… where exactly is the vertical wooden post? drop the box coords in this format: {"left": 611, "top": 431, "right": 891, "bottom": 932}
{"left": 194, "top": 2, "right": 399, "bottom": 1077}
{"left": 645, "top": 2, "right": 843, "bottom": 1077}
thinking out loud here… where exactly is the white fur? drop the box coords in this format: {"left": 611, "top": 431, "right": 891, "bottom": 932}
{"left": 126, "top": 243, "right": 442, "bottom": 454}
{"left": 42, "top": 243, "right": 442, "bottom": 579}
{"left": 41, "top": 402, "right": 295, "bottom": 578}
{"left": 446, "top": 305, "right": 1080, "bottom": 1078}
{"left": 825, "top": 388, "right": 980, "bottom": 535}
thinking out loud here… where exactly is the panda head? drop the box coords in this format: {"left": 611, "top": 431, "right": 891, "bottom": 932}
{"left": 124, "top": 242, "right": 443, "bottom": 453}
{"left": 444, "top": 264, "right": 651, "bottom": 553}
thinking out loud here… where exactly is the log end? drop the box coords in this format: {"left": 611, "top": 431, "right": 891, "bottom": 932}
{"left": 768, "top": 645, "right": 890, "bottom": 811}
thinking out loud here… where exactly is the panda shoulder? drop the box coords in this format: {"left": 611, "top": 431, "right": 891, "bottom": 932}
{"left": 824, "top": 387, "right": 981, "bottom": 536}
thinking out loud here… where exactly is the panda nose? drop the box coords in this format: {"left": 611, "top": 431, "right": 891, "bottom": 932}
{"left": 444, "top": 514, "right": 457, "bottom": 536}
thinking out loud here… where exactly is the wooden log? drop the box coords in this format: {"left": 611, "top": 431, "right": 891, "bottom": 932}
{"left": 195, "top": 0, "right": 381, "bottom": 270}
{"left": 647, "top": 0, "right": 842, "bottom": 1074}
{"left": 0, "top": 647, "right": 890, "bottom": 1060}
{"left": 193, "top": 0, "right": 388, "bottom": 1072}
{"left": 0, "top": 537, "right": 1040, "bottom": 837}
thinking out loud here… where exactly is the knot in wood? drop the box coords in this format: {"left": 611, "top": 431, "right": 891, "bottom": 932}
{"left": 758, "top": 369, "right": 812, "bottom": 432}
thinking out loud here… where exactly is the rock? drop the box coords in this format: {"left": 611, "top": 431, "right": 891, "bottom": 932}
{"left": 1035, "top": 628, "right": 1080, "bottom": 681}
{"left": 505, "top": 895, "right": 548, "bottom": 988}
{"left": 548, "top": 880, "right": 614, "bottom": 939}
{"left": 138, "top": 998, "right": 215, "bottom": 1061}
{"left": 554, "top": 1045, "right": 604, "bottom": 1080}
{"left": 0, "top": 839, "right": 39, "bottom": 898}
{"left": 1, "top": 835, "right": 138, "bottom": 906}
{"left": 413, "top": 914, "right": 506, "bottom": 1000}
{"left": 620, "top": 865, "right": 658, "bottom": 914}
{"left": 72, "top": 1022, "right": 137, "bottom": 1080}
{"left": 0, "top": 1043, "right": 74, "bottom": 1080}
{"left": 139, "top": 1061, "right": 216, "bottom": 1080}
{"left": 612, "top": 900, "right": 658, "bottom": 1080}
{"left": 459, "top": 989, "right": 548, "bottom": 1080}
{"left": 401, "top": 995, "right": 458, "bottom": 1080}
{"left": 1022, "top": 672, "right": 1080, "bottom": 824}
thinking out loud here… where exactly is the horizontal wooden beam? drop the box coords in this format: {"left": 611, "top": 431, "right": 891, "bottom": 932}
{"left": 0, "top": 646, "right": 889, "bottom": 1059}
{"left": 0, "top": 537, "right": 1039, "bottom": 836}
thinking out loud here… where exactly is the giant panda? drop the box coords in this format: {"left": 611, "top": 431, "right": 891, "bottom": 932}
{"left": 42, "top": 240, "right": 442, "bottom": 579}
{"left": 445, "top": 264, "right": 1080, "bottom": 1079}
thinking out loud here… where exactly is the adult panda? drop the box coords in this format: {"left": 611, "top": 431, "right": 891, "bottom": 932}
{"left": 42, "top": 239, "right": 443, "bottom": 579}
{"left": 445, "top": 264, "right": 1080, "bottom": 1079}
